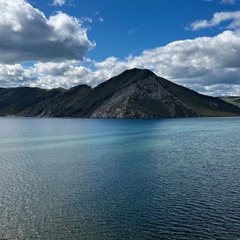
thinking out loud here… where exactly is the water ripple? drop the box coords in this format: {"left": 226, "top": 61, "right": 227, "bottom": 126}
{"left": 1, "top": 117, "right": 240, "bottom": 239}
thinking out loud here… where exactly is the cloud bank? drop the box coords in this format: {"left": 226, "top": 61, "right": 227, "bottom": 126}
{"left": 0, "top": 0, "right": 94, "bottom": 64}
{"left": 1, "top": 29, "right": 240, "bottom": 96}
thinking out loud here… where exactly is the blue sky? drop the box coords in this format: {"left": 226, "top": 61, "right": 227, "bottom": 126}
{"left": 0, "top": 0, "right": 240, "bottom": 95}
{"left": 35, "top": 0, "right": 237, "bottom": 60}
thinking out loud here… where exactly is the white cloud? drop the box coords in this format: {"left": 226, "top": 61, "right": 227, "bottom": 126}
{"left": 1, "top": 29, "right": 239, "bottom": 96}
{"left": 0, "top": 0, "right": 94, "bottom": 64}
{"left": 88, "top": 30, "right": 240, "bottom": 89}
{"left": 53, "top": 0, "right": 66, "bottom": 6}
{"left": 52, "top": 0, "right": 74, "bottom": 6}
{"left": 221, "top": 0, "right": 236, "bottom": 4}
{"left": 189, "top": 11, "right": 240, "bottom": 30}
{"left": 0, "top": 64, "right": 35, "bottom": 87}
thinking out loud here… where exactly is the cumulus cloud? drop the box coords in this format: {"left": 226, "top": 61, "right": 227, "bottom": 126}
{"left": 93, "top": 30, "right": 240, "bottom": 95}
{"left": 2, "top": 29, "right": 239, "bottom": 95}
{"left": 0, "top": 64, "right": 35, "bottom": 87}
{"left": 0, "top": 0, "right": 94, "bottom": 64}
{"left": 189, "top": 10, "right": 240, "bottom": 30}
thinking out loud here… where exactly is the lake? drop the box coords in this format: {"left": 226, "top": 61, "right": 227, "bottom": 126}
{"left": 0, "top": 117, "right": 240, "bottom": 240}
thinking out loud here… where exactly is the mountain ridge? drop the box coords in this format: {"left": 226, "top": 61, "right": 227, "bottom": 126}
{"left": 0, "top": 68, "right": 240, "bottom": 118}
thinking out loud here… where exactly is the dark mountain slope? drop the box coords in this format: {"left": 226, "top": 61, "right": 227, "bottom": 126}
{"left": 0, "top": 87, "right": 64, "bottom": 116}
{"left": 157, "top": 77, "right": 240, "bottom": 117}
{"left": 20, "top": 85, "right": 92, "bottom": 117}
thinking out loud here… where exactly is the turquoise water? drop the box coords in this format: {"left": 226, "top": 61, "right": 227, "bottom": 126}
{"left": 0, "top": 117, "right": 240, "bottom": 240}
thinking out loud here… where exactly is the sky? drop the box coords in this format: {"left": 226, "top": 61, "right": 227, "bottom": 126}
{"left": 1, "top": 0, "right": 240, "bottom": 96}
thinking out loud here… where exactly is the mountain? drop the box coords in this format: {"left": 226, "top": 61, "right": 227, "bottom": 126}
{"left": 0, "top": 87, "right": 64, "bottom": 116}
{"left": 1, "top": 68, "right": 240, "bottom": 118}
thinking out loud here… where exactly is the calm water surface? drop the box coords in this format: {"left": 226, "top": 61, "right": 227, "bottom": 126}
{"left": 0, "top": 117, "right": 240, "bottom": 240}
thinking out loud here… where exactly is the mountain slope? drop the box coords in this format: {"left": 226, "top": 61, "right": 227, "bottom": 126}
{"left": 88, "top": 69, "right": 240, "bottom": 118}
{"left": 157, "top": 76, "right": 240, "bottom": 117}
{"left": 1, "top": 68, "right": 240, "bottom": 118}
{"left": 0, "top": 87, "right": 64, "bottom": 116}
{"left": 20, "top": 85, "right": 92, "bottom": 117}
{"left": 219, "top": 96, "right": 240, "bottom": 108}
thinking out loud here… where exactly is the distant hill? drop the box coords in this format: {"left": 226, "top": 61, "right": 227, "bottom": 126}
{"left": 1, "top": 68, "right": 240, "bottom": 118}
{"left": 219, "top": 96, "right": 240, "bottom": 108}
